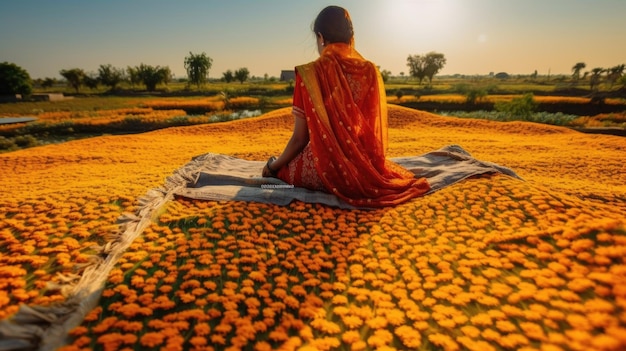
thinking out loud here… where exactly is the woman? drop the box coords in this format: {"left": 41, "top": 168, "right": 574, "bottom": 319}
{"left": 262, "top": 5, "right": 430, "bottom": 207}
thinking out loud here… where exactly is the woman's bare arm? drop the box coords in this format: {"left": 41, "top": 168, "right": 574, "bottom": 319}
{"left": 263, "top": 116, "right": 309, "bottom": 176}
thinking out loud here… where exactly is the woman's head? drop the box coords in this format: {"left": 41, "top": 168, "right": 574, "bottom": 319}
{"left": 313, "top": 6, "right": 354, "bottom": 47}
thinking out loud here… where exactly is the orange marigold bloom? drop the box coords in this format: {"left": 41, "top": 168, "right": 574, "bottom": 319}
{"left": 495, "top": 320, "right": 518, "bottom": 333}
{"left": 591, "top": 334, "right": 622, "bottom": 351}
{"left": 310, "top": 318, "right": 342, "bottom": 334}
{"left": 428, "top": 333, "right": 460, "bottom": 351}
{"left": 341, "top": 315, "right": 363, "bottom": 329}
{"left": 470, "top": 313, "right": 493, "bottom": 326}
{"left": 268, "top": 329, "right": 289, "bottom": 341}
{"left": 189, "top": 336, "right": 207, "bottom": 347}
{"left": 254, "top": 341, "right": 272, "bottom": 351}
{"left": 519, "top": 322, "right": 547, "bottom": 341}
{"left": 497, "top": 333, "right": 529, "bottom": 349}
{"left": 368, "top": 329, "right": 394, "bottom": 348}
{"left": 341, "top": 330, "right": 361, "bottom": 344}
{"left": 139, "top": 332, "right": 165, "bottom": 348}
{"left": 210, "top": 334, "right": 226, "bottom": 345}
{"left": 284, "top": 295, "right": 300, "bottom": 309}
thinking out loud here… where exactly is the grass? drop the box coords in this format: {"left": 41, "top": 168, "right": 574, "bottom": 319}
{"left": 1, "top": 106, "right": 625, "bottom": 350}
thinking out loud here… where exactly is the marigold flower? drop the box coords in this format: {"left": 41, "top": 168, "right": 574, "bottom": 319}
{"left": 428, "top": 333, "right": 460, "bottom": 351}
{"left": 341, "top": 315, "right": 363, "bottom": 329}
{"left": 497, "top": 333, "right": 529, "bottom": 349}
{"left": 367, "top": 329, "right": 393, "bottom": 348}
{"left": 470, "top": 313, "right": 493, "bottom": 326}
{"left": 139, "top": 332, "right": 165, "bottom": 348}
{"left": 310, "top": 318, "right": 342, "bottom": 334}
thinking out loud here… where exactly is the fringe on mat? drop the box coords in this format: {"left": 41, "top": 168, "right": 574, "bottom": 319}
{"left": 0, "top": 155, "right": 212, "bottom": 351}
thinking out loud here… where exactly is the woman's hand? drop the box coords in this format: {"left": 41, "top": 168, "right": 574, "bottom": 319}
{"left": 262, "top": 156, "right": 278, "bottom": 177}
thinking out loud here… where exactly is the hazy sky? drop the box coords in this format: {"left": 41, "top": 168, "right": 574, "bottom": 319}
{"left": 1, "top": 0, "right": 624, "bottom": 79}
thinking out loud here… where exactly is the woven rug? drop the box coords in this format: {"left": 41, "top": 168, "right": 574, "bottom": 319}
{"left": 175, "top": 144, "right": 522, "bottom": 208}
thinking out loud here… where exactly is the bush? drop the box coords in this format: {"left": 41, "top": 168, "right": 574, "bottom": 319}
{"left": 0, "top": 136, "right": 17, "bottom": 151}
{"left": 441, "top": 110, "right": 578, "bottom": 126}
{"left": 495, "top": 93, "right": 537, "bottom": 119}
{"left": 0, "top": 62, "right": 33, "bottom": 96}
{"left": 12, "top": 135, "right": 39, "bottom": 148}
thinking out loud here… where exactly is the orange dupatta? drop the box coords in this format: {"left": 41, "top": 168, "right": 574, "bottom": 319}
{"left": 295, "top": 43, "right": 430, "bottom": 207}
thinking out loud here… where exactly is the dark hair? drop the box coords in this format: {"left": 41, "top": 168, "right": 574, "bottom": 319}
{"left": 313, "top": 6, "right": 354, "bottom": 44}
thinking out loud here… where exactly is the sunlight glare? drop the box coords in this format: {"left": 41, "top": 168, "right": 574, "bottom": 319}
{"left": 383, "top": 0, "right": 458, "bottom": 47}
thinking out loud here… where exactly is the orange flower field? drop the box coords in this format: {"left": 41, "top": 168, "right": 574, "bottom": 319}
{"left": 1, "top": 105, "right": 625, "bottom": 350}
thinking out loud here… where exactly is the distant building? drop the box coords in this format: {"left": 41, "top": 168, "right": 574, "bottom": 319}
{"left": 495, "top": 72, "right": 510, "bottom": 79}
{"left": 280, "top": 70, "right": 295, "bottom": 82}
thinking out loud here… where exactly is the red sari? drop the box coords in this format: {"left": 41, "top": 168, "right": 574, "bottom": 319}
{"left": 277, "top": 43, "right": 430, "bottom": 207}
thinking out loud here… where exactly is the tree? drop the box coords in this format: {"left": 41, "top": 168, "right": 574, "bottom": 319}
{"left": 135, "top": 64, "right": 170, "bottom": 91}
{"left": 571, "top": 62, "right": 586, "bottom": 81}
{"left": 98, "top": 64, "right": 125, "bottom": 91}
{"left": 160, "top": 66, "right": 172, "bottom": 86}
{"left": 0, "top": 62, "right": 32, "bottom": 96}
{"left": 126, "top": 66, "right": 141, "bottom": 87}
{"left": 184, "top": 52, "right": 213, "bottom": 88}
{"left": 589, "top": 67, "right": 605, "bottom": 92}
{"left": 222, "top": 70, "right": 234, "bottom": 83}
{"left": 406, "top": 54, "right": 427, "bottom": 84}
{"left": 234, "top": 67, "right": 250, "bottom": 84}
{"left": 379, "top": 68, "right": 391, "bottom": 83}
{"left": 606, "top": 64, "right": 625, "bottom": 89}
{"left": 41, "top": 77, "right": 57, "bottom": 89}
{"left": 531, "top": 70, "right": 538, "bottom": 80}
{"left": 423, "top": 52, "right": 446, "bottom": 84}
{"left": 60, "top": 68, "right": 85, "bottom": 93}
{"left": 83, "top": 73, "right": 100, "bottom": 90}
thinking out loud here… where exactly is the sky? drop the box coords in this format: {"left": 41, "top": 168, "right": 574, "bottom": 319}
{"left": 1, "top": 0, "right": 624, "bottom": 80}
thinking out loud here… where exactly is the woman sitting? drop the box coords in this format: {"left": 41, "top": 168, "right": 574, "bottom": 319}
{"left": 263, "top": 5, "right": 430, "bottom": 208}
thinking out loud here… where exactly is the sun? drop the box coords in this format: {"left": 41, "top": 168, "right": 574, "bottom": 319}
{"left": 382, "top": 0, "right": 457, "bottom": 41}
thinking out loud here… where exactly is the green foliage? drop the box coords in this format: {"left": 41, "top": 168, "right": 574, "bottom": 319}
{"left": 494, "top": 93, "right": 537, "bottom": 118}
{"left": 424, "top": 52, "right": 446, "bottom": 84}
{"left": 379, "top": 69, "right": 391, "bottom": 83}
{"left": 83, "top": 74, "right": 100, "bottom": 90}
{"left": 571, "top": 62, "right": 586, "bottom": 80}
{"left": 234, "top": 68, "right": 250, "bottom": 84}
{"left": 222, "top": 70, "right": 234, "bottom": 83}
{"left": 395, "top": 89, "right": 404, "bottom": 100}
{"left": 41, "top": 77, "right": 56, "bottom": 88}
{"left": 59, "top": 68, "right": 85, "bottom": 93}
{"left": 589, "top": 67, "right": 605, "bottom": 92}
{"left": 136, "top": 64, "right": 171, "bottom": 91}
{"left": 0, "top": 62, "right": 33, "bottom": 96}
{"left": 606, "top": 64, "right": 625, "bottom": 88}
{"left": 465, "top": 89, "right": 487, "bottom": 105}
{"left": 0, "top": 136, "right": 17, "bottom": 151}
{"left": 0, "top": 135, "right": 40, "bottom": 152}
{"left": 126, "top": 66, "right": 141, "bottom": 87}
{"left": 98, "top": 64, "right": 125, "bottom": 91}
{"left": 454, "top": 84, "right": 488, "bottom": 104}
{"left": 184, "top": 52, "right": 213, "bottom": 88}
{"left": 406, "top": 54, "right": 427, "bottom": 85}
{"left": 406, "top": 52, "right": 446, "bottom": 85}
{"left": 443, "top": 110, "right": 579, "bottom": 126}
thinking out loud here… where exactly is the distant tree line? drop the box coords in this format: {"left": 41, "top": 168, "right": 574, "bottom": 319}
{"left": 2, "top": 51, "right": 626, "bottom": 97}
{"left": 0, "top": 51, "right": 256, "bottom": 96}
{"left": 59, "top": 64, "right": 173, "bottom": 93}
{"left": 571, "top": 62, "right": 625, "bottom": 92}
